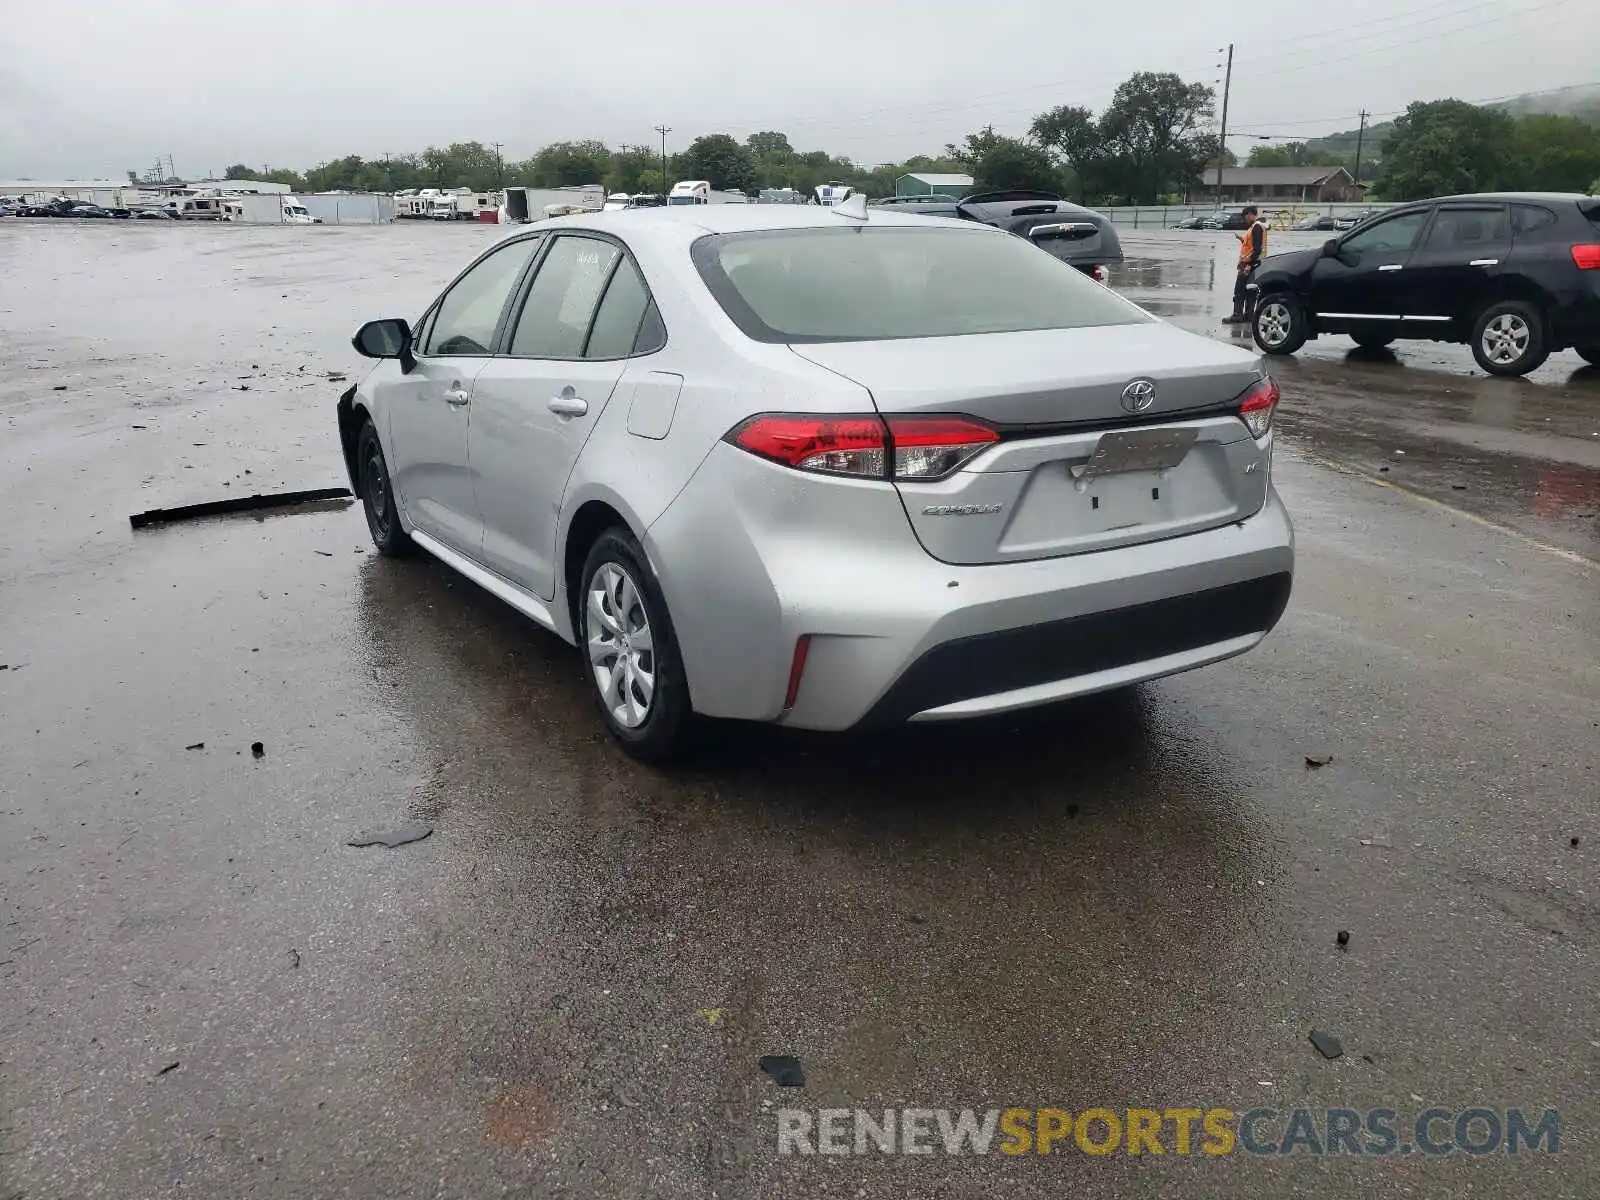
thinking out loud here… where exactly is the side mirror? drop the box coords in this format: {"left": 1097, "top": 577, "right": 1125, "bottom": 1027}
{"left": 1322, "top": 238, "right": 1341, "bottom": 258}
{"left": 353, "top": 318, "right": 412, "bottom": 363}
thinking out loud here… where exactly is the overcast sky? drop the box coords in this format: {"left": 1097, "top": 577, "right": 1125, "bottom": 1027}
{"left": 1, "top": 0, "right": 1596, "bottom": 180}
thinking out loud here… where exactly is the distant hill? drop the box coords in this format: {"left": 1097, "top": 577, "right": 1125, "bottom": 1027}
{"left": 1302, "top": 84, "right": 1600, "bottom": 183}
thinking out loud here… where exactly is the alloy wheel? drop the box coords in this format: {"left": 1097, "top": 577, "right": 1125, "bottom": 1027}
{"left": 1258, "top": 301, "right": 1293, "bottom": 348}
{"left": 1481, "top": 314, "right": 1530, "bottom": 366}
{"left": 586, "top": 562, "right": 655, "bottom": 729}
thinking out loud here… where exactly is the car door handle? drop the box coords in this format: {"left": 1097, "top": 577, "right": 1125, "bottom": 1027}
{"left": 547, "top": 395, "right": 589, "bottom": 417}
{"left": 444, "top": 388, "right": 470, "bottom": 406}
{"left": 1377, "top": 264, "right": 1404, "bottom": 272}
{"left": 1469, "top": 258, "right": 1499, "bottom": 267}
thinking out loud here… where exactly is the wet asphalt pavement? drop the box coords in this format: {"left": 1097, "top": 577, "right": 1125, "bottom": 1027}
{"left": 1, "top": 220, "right": 1596, "bottom": 1199}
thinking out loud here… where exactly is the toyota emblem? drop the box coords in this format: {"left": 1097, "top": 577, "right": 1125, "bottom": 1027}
{"left": 1121, "top": 379, "right": 1157, "bottom": 413}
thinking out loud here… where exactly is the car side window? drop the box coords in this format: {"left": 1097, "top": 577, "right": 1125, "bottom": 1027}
{"left": 1422, "top": 206, "right": 1508, "bottom": 251}
{"left": 583, "top": 256, "right": 655, "bottom": 358}
{"left": 1510, "top": 204, "right": 1558, "bottom": 236}
{"left": 422, "top": 236, "right": 542, "bottom": 357}
{"left": 1341, "top": 210, "right": 1431, "bottom": 256}
{"left": 634, "top": 300, "right": 667, "bottom": 355}
{"left": 509, "top": 236, "right": 621, "bottom": 358}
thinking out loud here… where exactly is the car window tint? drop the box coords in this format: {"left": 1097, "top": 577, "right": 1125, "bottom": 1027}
{"left": 698, "top": 226, "right": 1148, "bottom": 343}
{"left": 1510, "top": 204, "right": 1558, "bottom": 236}
{"left": 1423, "top": 207, "right": 1508, "bottom": 250}
{"left": 510, "top": 237, "right": 621, "bottom": 358}
{"left": 583, "top": 255, "right": 652, "bottom": 358}
{"left": 634, "top": 300, "right": 667, "bottom": 354}
{"left": 1342, "top": 210, "right": 1431, "bottom": 256}
{"left": 423, "top": 237, "right": 541, "bottom": 356}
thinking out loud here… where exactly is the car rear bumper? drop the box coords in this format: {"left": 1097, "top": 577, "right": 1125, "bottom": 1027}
{"left": 855, "top": 571, "right": 1290, "bottom": 726}
{"left": 646, "top": 445, "right": 1295, "bottom": 731}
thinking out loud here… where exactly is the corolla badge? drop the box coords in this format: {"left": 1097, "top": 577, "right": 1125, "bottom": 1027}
{"left": 1121, "top": 378, "right": 1157, "bottom": 413}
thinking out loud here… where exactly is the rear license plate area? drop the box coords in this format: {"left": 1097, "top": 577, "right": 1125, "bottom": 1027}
{"left": 1074, "top": 428, "right": 1199, "bottom": 482}
{"left": 1070, "top": 428, "right": 1198, "bottom": 531}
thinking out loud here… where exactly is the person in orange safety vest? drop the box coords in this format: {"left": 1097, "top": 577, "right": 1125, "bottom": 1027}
{"left": 1223, "top": 205, "right": 1268, "bottom": 324}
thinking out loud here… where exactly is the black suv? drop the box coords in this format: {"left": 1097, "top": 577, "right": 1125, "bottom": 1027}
{"left": 869, "top": 190, "right": 1124, "bottom": 281}
{"left": 1249, "top": 192, "right": 1600, "bottom": 375}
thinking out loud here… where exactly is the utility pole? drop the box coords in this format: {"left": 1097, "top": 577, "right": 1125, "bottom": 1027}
{"left": 1215, "top": 44, "right": 1234, "bottom": 201}
{"left": 1352, "top": 109, "right": 1370, "bottom": 189}
{"left": 654, "top": 125, "right": 672, "bottom": 194}
{"left": 492, "top": 142, "right": 504, "bottom": 188}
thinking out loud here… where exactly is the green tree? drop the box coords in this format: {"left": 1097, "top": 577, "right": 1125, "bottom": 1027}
{"left": 529, "top": 140, "right": 612, "bottom": 187}
{"left": 1246, "top": 142, "right": 1338, "bottom": 168}
{"left": 746, "top": 131, "right": 793, "bottom": 157}
{"left": 1095, "top": 72, "right": 1217, "bottom": 204}
{"left": 1030, "top": 105, "right": 1105, "bottom": 201}
{"left": 1512, "top": 114, "right": 1600, "bottom": 193}
{"left": 604, "top": 145, "right": 659, "bottom": 194}
{"left": 946, "top": 127, "right": 1063, "bottom": 193}
{"left": 677, "top": 134, "right": 759, "bottom": 193}
{"left": 1377, "top": 100, "right": 1519, "bottom": 200}
{"left": 633, "top": 168, "right": 667, "bottom": 196}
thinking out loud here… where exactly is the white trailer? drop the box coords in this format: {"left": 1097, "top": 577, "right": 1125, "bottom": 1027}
{"left": 500, "top": 185, "right": 604, "bottom": 222}
{"left": 668, "top": 180, "right": 710, "bottom": 206}
{"left": 814, "top": 182, "right": 856, "bottom": 207}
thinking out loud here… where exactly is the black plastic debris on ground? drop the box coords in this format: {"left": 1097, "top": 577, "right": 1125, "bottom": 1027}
{"left": 1336, "top": 930, "right": 1350, "bottom": 947}
{"left": 347, "top": 822, "right": 433, "bottom": 849}
{"left": 1309, "top": 1030, "right": 1344, "bottom": 1060}
{"left": 156, "top": 1061, "right": 181, "bottom": 1076}
{"left": 185, "top": 742, "right": 205, "bottom": 751}
{"left": 759, "top": 1055, "right": 806, "bottom": 1087}
{"left": 1305, "top": 752, "right": 1333, "bottom": 768}
{"left": 251, "top": 741, "right": 265, "bottom": 758}
{"left": 129, "top": 487, "right": 352, "bottom": 529}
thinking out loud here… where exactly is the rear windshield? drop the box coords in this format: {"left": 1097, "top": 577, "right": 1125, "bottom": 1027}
{"left": 693, "top": 225, "right": 1148, "bottom": 343}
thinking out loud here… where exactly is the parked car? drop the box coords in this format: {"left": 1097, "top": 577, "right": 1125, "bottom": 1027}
{"left": 70, "top": 204, "right": 113, "bottom": 219}
{"left": 336, "top": 202, "right": 1294, "bottom": 759}
{"left": 1292, "top": 215, "right": 1339, "bottom": 232}
{"left": 1172, "top": 214, "right": 1210, "bottom": 230}
{"left": 1333, "top": 208, "right": 1378, "bottom": 231}
{"left": 1250, "top": 192, "right": 1600, "bottom": 375}
{"left": 869, "top": 189, "right": 1123, "bottom": 281}
{"left": 1208, "top": 209, "right": 1251, "bottom": 231}
{"left": 135, "top": 208, "right": 177, "bottom": 219}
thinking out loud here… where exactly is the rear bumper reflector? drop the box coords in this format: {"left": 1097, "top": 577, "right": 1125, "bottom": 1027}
{"left": 784, "top": 635, "right": 812, "bottom": 712}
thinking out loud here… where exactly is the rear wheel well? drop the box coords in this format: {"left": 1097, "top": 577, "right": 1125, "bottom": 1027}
{"left": 337, "top": 393, "right": 371, "bottom": 495}
{"left": 1475, "top": 283, "right": 1559, "bottom": 347}
{"left": 564, "top": 501, "right": 630, "bottom": 628}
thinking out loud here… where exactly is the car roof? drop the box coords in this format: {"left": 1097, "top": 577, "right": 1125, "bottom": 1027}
{"left": 1404, "top": 192, "right": 1594, "bottom": 205}
{"left": 531, "top": 202, "right": 1007, "bottom": 252}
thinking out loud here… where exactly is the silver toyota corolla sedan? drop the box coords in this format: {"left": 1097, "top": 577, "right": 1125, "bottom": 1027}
{"left": 337, "top": 200, "right": 1294, "bottom": 760}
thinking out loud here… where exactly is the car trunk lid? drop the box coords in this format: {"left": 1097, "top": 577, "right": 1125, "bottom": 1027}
{"left": 791, "top": 324, "right": 1271, "bottom": 564}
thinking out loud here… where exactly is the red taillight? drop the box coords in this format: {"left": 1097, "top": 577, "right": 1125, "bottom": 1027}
{"left": 727, "top": 414, "right": 997, "bottom": 480}
{"left": 1238, "top": 377, "right": 1280, "bottom": 439}
{"left": 1572, "top": 244, "right": 1600, "bottom": 270}
{"left": 729, "top": 415, "right": 887, "bottom": 477}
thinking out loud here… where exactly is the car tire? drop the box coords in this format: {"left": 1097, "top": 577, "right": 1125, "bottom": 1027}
{"left": 356, "top": 420, "right": 414, "bottom": 557}
{"left": 1470, "top": 300, "right": 1549, "bottom": 377}
{"left": 1575, "top": 344, "right": 1600, "bottom": 367}
{"left": 1254, "top": 294, "right": 1308, "bottom": 356}
{"left": 579, "top": 528, "right": 693, "bottom": 763}
{"left": 1349, "top": 330, "right": 1396, "bottom": 349}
